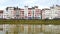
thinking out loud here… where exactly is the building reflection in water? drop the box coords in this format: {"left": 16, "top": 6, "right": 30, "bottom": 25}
{"left": 0, "top": 24, "right": 60, "bottom": 34}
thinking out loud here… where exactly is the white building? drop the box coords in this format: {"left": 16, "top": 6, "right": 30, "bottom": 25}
{"left": 3, "top": 7, "right": 16, "bottom": 19}
{"left": 42, "top": 8, "right": 51, "bottom": 19}
{"left": 42, "top": 5, "right": 60, "bottom": 19}
{"left": 24, "top": 6, "right": 28, "bottom": 19}
{"left": 14, "top": 7, "right": 20, "bottom": 19}
{"left": 50, "top": 5, "right": 60, "bottom": 19}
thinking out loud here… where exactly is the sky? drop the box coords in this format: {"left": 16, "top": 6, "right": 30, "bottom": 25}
{"left": 0, "top": 0, "right": 60, "bottom": 10}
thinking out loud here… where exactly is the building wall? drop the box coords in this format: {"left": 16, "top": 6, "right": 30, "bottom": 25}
{"left": 57, "top": 10, "right": 60, "bottom": 18}
{"left": 0, "top": 13, "right": 3, "bottom": 19}
{"left": 0, "top": 10, "right": 3, "bottom": 19}
{"left": 3, "top": 7, "right": 15, "bottom": 19}
{"left": 7, "top": 7, "right": 15, "bottom": 19}
{"left": 42, "top": 10, "right": 45, "bottom": 19}
{"left": 42, "top": 9, "right": 55, "bottom": 19}
{"left": 50, "top": 5, "right": 60, "bottom": 19}
{"left": 24, "top": 6, "right": 28, "bottom": 19}
{"left": 34, "top": 7, "right": 41, "bottom": 19}
{"left": 20, "top": 9, "right": 24, "bottom": 19}
{"left": 15, "top": 8, "right": 20, "bottom": 19}
{"left": 3, "top": 6, "right": 42, "bottom": 19}
{"left": 28, "top": 8, "right": 33, "bottom": 19}
{"left": 42, "top": 5, "right": 60, "bottom": 19}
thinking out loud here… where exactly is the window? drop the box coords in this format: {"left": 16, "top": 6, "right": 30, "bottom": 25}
{"left": 28, "top": 13, "right": 31, "bottom": 14}
{"left": 28, "top": 15, "right": 31, "bottom": 16}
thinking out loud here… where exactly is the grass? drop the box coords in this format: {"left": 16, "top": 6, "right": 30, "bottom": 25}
{"left": 0, "top": 19, "right": 60, "bottom": 25}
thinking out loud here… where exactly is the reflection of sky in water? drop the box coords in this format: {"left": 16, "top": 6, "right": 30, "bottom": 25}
{"left": 0, "top": 31, "right": 5, "bottom": 34}
{"left": 0, "top": 24, "right": 60, "bottom": 34}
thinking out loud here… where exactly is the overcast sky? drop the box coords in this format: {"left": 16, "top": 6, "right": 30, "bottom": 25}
{"left": 0, "top": 0, "right": 60, "bottom": 10}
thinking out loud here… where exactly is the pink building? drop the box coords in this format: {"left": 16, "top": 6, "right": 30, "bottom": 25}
{"left": 42, "top": 9, "right": 45, "bottom": 19}
{"left": 4, "top": 6, "right": 42, "bottom": 19}
{"left": 28, "top": 8, "right": 33, "bottom": 19}
{"left": 20, "top": 9, "right": 24, "bottom": 19}
{"left": 34, "top": 6, "right": 41, "bottom": 19}
{"left": 24, "top": 6, "right": 41, "bottom": 19}
{"left": 16, "top": 6, "right": 42, "bottom": 19}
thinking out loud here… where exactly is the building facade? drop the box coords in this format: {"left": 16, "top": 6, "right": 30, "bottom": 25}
{"left": 34, "top": 6, "right": 41, "bottom": 19}
{"left": 28, "top": 8, "right": 33, "bottom": 19}
{"left": 3, "top": 7, "right": 16, "bottom": 19}
{"left": 24, "top": 6, "right": 28, "bottom": 19}
{"left": 14, "top": 7, "right": 20, "bottom": 19}
{"left": 20, "top": 9, "right": 24, "bottom": 19}
{"left": 42, "top": 8, "right": 51, "bottom": 19}
{"left": 24, "top": 6, "right": 41, "bottom": 19}
{"left": 42, "top": 5, "right": 60, "bottom": 19}
{"left": 50, "top": 5, "right": 60, "bottom": 19}
{"left": 0, "top": 10, "right": 3, "bottom": 19}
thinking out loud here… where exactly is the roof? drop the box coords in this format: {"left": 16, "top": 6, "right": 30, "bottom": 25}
{"left": 28, "top": 8, "right": 32, "bottom": 10}
{"left": 42, "top": 8, "right": 50, "bottom": 10}
{"left": 56, "top": 5, "right": 60, "bottom": 7}
{"left": 6, "top": 7, "right": 19, "bottom": 10}
{"left": 6, "top": 7, "right": 15, "bottom": 10}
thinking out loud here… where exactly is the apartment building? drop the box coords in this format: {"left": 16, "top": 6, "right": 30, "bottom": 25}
{"left": 34, "top": 6, "right": 41, "bottom": 19}
{"left": 0, "top": 10, "right": 3, "bottom": 19}
{"left": 3, "top": 7, "right": 21, "bottom": 19}
{"left": 50, "top": 5, "right": 60, "bottom": 19}
{"left": 14, "top": 7, "right": 20, "bottom": 19}
{"left": 24, "top": 6, "right": 28, "bottom": 19}
{"left": 3, "top": 7, "right": 16, "bottom": 19}
{"left": 1, "top": 5, "right": 60, "bottom": 19}
{"left": 42, "top": 8, "right": 51, "bottom": 19}
{"left": 2, "top": 6, "right": 41, "bottom": 19}
{"left": 42, "top": 5, "right": 60, "bottom": 19}
{"left": 28, "top": 8, "right": 34, "bottom": 19}
{"left": 20, "top": 8, "right": 24, "bottom": 19}
{"left": 24, "top": 6, "right": 41, "bottom": 19}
